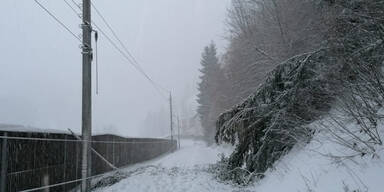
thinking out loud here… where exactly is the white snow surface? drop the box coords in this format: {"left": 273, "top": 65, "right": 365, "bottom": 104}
{"left": 252, "top": 115, "right": 384, "bottom": 192}
{"left": 255, "top": 139, "right": 384, "bottom": 192}
{"left": 0, "top": 123, "right": 69, "bottom": 134}
{"left": 95, "top": 129, "right": 384, "bottom": 192}
{"left": 93, "top": 139, "right": 242, "bottom": 192}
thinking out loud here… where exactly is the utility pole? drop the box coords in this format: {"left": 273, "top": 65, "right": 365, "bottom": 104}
{"left": 169, "top": 93, "right": 173, "bottom": 141}
{"left": 177, "top": 116, "right": 181, "bottom": 149}
{"left": 81, "top": 0, "right": 92, "bottom": 191}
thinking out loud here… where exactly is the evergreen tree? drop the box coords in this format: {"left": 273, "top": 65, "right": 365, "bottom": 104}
{"left": 197, "top": 42, "right": 223, "bottom": 144}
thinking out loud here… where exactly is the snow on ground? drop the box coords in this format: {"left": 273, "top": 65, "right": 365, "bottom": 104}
{"left": 94, "top": 130, "right": 384, "bottom": 192}
{"left": 252, "top": 115, "right": 384, "bottom": 192}
{"left": 154, "top": 139, "right": 231, "bottom": 167}
{"left": 253, "top": 137, "right": 384, "bottom": 192}
{"left": 93, "top": 139, "right": 247, "bottom": 192}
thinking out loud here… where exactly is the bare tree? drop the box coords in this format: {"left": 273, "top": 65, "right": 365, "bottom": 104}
{"left": 222, "top": 0, "right": 327, "bottom": 106}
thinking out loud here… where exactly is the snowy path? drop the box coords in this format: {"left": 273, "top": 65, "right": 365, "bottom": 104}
{"left": 92, "top": 140, "right": 248, "bottom": 192}
{"left": 92, "top": 136, "right": 384, "bottom": 192}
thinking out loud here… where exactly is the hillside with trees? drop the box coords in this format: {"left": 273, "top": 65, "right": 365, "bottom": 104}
{"left": 197, "top": 0, "right": 384, "bottom": 185}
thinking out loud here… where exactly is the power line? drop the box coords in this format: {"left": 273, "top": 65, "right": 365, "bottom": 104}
{"left": 91, "top": 2, "right": 142, "bottom": 69}
{"left": 63, "top": 0, "right": 81, "bottom": 17}
{"left": 64, "top": 0, "right": 169, "bottom": 99}
{"left": 34, "top": 0, "right": 81, "bottom": 42}
{"left": 36, "top": 0, "right": 170, "bottom": 99}
{"left": 90, "top": 2, "right": 147, "bottom": 73}
{"left": 90, "top": 2, "right": 170, "bottom": 97}
{"left": 91, "top": 22, "right": 168, "bottom": 98}
{"left": 70, "top": 0, "right": 81, "bottom": 9}
{"left": 62, "top": 0, "right": 100, "bottom": 96}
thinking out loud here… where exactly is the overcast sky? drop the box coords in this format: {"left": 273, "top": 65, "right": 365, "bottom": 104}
{"left": 0, "top": 0, "right": 230, "bottom": 137}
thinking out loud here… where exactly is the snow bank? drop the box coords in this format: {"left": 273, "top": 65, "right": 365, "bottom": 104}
{"left": 252, "top": 118, "right": 384, "bottom": 192}
{"left": 94, "top": 124, "right": 384, "bottom": 192}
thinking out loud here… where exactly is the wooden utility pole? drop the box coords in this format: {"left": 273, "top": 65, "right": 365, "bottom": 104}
{"left": 81, "top": 0, "right": 92, "bottom": 191}
{"left": 177, "top": 116, "right": 181, "bottom": 149}
{"left": 169, "top": 93, "right": 173, "bottom": 141}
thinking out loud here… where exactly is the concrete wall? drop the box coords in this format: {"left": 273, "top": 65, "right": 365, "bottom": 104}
{"left": 0, "top": 131, "right": 176, "bottom": 192}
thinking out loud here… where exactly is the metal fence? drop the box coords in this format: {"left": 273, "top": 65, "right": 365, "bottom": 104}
{"left": 0, "top": 131, "right": 177, "bottom": 192}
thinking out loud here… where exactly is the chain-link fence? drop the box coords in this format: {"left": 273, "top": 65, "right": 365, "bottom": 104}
{"left": 0, "top": 131, "right": 176, "bottom": 192}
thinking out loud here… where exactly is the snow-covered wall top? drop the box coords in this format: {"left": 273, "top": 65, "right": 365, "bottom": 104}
{"left": 0, "top": 123, "right": 69, "bottom": 134}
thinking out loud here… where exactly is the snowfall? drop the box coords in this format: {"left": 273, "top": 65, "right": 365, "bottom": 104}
{"left": 93, "top": 125, "right": 384, "bottom": 192}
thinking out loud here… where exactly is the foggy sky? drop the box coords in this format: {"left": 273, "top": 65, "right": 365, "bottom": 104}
{"left": 0, "top": 0, "right": 230, "bottom": 137}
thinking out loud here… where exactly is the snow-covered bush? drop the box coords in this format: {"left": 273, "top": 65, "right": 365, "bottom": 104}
{"left": 215, "top": 48, "right": 339, "bottom": 184}
{"left": 317, "top": 0, "right": 384, "bottom": 157}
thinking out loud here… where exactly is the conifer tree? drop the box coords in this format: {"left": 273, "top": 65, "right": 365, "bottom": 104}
{"left": 197, "top": 42, "right": 223, "bottom": 143}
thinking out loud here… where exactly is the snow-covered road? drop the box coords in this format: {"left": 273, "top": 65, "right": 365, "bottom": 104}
{"left": 92, "top": 135, "right": 384, "bottom": 192}
{"left": 92, "top": 139, "right": 247, "bottom": 192}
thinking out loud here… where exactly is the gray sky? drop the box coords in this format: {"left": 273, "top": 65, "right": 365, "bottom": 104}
{"left": 0, "top": 0, "right": 230, "bottom": 137}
